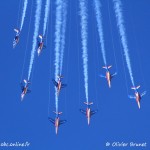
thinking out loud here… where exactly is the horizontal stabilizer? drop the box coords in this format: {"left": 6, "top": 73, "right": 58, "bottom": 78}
{"left": 131, "top": 85, "right": 140, "bottom": 90}
{"left": 14, "top": 28, "right": 19, "bottom": 33}
{"left": 84, "top": 102, "right": 93, "bottom": 105}
{"left": 108, "top": 65, "right": 112, "bottom": 69}
{"left": 23, "top": 79, "right": 30, "bottom": 84}
{"left": 53, "top": 111, "right": 62, "bottom": 115}
{"left": 102, "top": 65, "right": 112, "bottom": 69}
{"left": 57, "top": 75, "right": 63, "bottom": 79}
{"left": 38, "top": 35, "right": 43, "bottom": 39}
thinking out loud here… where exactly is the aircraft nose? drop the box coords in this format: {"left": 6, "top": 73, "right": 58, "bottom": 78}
{"left": 55, "top": 127, "right": 58, "bottom": 135}
{"left": 87, "top": 118, "right": 90, "bottom": 125}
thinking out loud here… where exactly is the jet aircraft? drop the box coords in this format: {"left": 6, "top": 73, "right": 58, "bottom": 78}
{"left": 20, "top": 79, "right": 31, "bottom": 101}
{"left": 100, "top": 65, "right": 117, "bottom": 88}
{"left": 52, "top": 75, "right": 67, "bottom": 95}
{"left": 80, "top": 102, "right": 98, "bottom": 125}
{"left": 13, "top": 28, "right": 20, "bottom": 48}
{"left": 129, "top": 85, "right": 146, "bottom": 109}
{"left": 48, "top": 111, "right": 66, "bottom": 134}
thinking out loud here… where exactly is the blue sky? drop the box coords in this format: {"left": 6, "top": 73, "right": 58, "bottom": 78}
{"left": 0, "top": 0, "right": 150, "bottom": 149}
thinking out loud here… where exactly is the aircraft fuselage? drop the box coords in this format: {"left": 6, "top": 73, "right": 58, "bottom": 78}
{"left": 106, "top": 71, "right": 111, "bottom": 88}
{"left": 86, "top": 108, "right": 91, "bottom": 125}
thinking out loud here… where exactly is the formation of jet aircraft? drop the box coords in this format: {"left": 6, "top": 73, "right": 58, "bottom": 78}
{"left": 18, "top": 72, "right": 146, "bottom": 134}
{"left": 13, "top": 24, "right": 147, "bottom": 135}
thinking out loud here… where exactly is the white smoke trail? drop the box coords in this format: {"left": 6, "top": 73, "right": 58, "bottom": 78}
{"left": 79, "top": 0, "right": 88, "bottom": 102}
{"left": 43, "top": 0, "right": 50, "bottom": 36}
{"left": 60, "top": 1, "right": 67, "bottom": 74}
{"left": 113, "top": 0, "right": 135, "bottom": 86}
{"left": 28, "top": 0, "right": 42, "bottom": 80}
{"left": 94, "top": 0, "right": 107, "bottom": 66}
{"left": 20, "top": 0, "right": 28, "bottom": 31}
{"left": 54, "top": 0, "right": 63, "bottom": 112}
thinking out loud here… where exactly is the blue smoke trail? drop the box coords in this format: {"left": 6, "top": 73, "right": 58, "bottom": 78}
{"left": 94, "top": 0, "right": 107, "bottom": 66}
{"left": 113, "top": 0, "right": 135, "bottom": 86}
{"left": 79, "top": 0, "right": 88, "bottom": 103}
{"left": 60, "top": 1, "right": 67, "bottom": 74}
{"left": 43, "top": 0, "right": 50, "bottom": 36}
{"left": 20, "top": 0, "right": 28, "bottom": 31}
{"left": 28, "top": 0, "right": 42, "bottom": 80}
{"left": 54, "top": 0, "right": 63, "bottom": 112}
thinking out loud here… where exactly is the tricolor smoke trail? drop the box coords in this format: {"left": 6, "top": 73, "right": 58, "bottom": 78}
{"left": 28, "top": 0, "right": 42, "bottom": 80}
{"left": 113, "top": 0, "right": 135, "bottom": 86}
{"left": 79, "top": 0, "right": 89, "bottom": 102}
{"left": 20, "top": 0, "right": 28, "bottom": 31}
{"left": 94, "top": 0, "right": 107, "bottom": 66}
{"left": 60, "top": 1, "right": 67, "bottom": 74}
{"left": 54, "top": 0, "right": 63, "bottom": 112}
{"left": 43, "top": 0, "right": 50, "bottom": 36}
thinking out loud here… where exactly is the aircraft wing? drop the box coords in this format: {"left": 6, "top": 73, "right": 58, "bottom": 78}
{"left": 21, "top": 88, "right": 25, "bottom": 92}
{"left": 99, "top": 74, "right": 106, "bottom": 78}
{"left": 61, "top": 84, "right": 67, "bottom": 88}
{"left": 59, "top": 120, "right": 66, "bottom": 125}
{"left": 91, "top": 110, "right": 98, "bottom": 116}
{"left": 128, "top": 95, "right": 136, "bottom": 99}
{"left": 111, "top": 72, "right": 117, "bottom": 77}
{"left": 20, "top": 84, "right": 24, "bottom": 92}
{"left": 43, "top": 45, "right": 46, "bottom": 49}
{"left": 141, "top": 91, "right": 146, "bottom": 97}
{"left": 80, "top": 109, "right": 86, "bottom": 115}
{"left": 48, "top": 117, "right": 55, "bottom": 124}
{"left": 20, "top": 83, "right": 24, "bottom": 89}
{"left": 52, "top": 79, "right": 58, "bottom": 87}
{"left": 13, "top": 41, "right": 17, "bottom": 48}
{"left": 27, "top": 89, "right": 31, "bottom": 93}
